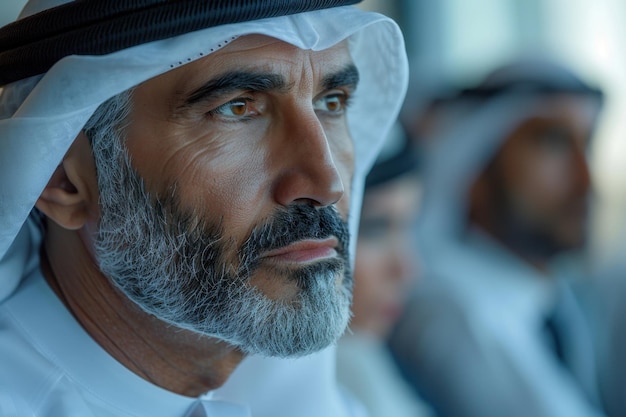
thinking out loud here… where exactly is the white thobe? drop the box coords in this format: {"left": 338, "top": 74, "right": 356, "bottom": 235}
{"left": 336, "top": 332, "right": 433, "bottom": 417}
{"left": 389, "top": 230, "right": 605, "bottom": 417}
{"left": 0, "top": 265, "right": 250, "bottom": 417}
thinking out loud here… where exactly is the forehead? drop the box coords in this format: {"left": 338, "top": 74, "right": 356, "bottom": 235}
{"left": 535, "top": 94, "right": 598, "bottom": 126}
{"left": 515, "top": 94, "right": 598, "bottom": 134}
{"left": 135, "top": 34, "right": 353, "bottom": 96}
{"left": 500, "top": 94, "right": 598, "bottom": 147}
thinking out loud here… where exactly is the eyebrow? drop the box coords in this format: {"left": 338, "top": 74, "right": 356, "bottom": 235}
{"left": 179, "top": 63, "right": 360, "bottom": 110}
{"left": 182, "top": 71, "right": 287, "bottom": 108}
{"left": 323, "top": 64, "right": 359, "bottom": 92}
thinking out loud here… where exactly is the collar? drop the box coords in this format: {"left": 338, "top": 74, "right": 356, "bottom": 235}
{"left": 425, "top": 227, "right": 559, "bottom": 325}
{"left": 4, "top": 266, "right": 251, "bottom": 416}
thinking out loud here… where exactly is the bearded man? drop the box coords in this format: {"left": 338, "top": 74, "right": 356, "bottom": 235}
{"left": 0, "top": 1, "right": 408, "bottom": 416}
{"left": 390, "top": 59, "right": 606, "bottom": 417}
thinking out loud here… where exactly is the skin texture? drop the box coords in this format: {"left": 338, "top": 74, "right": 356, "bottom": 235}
{"left": 468, "top": 94, "right": 598, "bottom": 270}
{"left": 35, "top": 35, "right": 357, "bottom": 396}
{"left": 350, "top": 175, "right": 421, "bottom": 339}
{"left": 125, "top": 36, "right": 355, "bottom": 301}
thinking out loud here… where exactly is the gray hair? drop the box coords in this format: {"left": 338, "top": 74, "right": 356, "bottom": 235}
{"left": 84, "top": 89, "right": 133, "bottom": 148}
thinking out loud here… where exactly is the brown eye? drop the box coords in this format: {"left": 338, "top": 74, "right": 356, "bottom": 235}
{"left": 325, "top": 96, "right": 342, "bottom": 112}
{"left": 209, "top": 98, "right": 257, "bottom": 119}
{"left": 314, "top": 92, "right": 348, "bottom": 114}
{"left": 229, "top": 101, "right": 248, "bottom": 116}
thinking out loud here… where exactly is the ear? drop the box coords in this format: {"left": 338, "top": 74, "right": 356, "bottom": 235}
{"left": 36, "top": 132, "right": 99, "bottom": 230}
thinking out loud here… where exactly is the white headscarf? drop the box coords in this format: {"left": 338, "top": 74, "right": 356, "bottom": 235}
{"left": 0, "top": 1, "right": 409, "bottom": 301}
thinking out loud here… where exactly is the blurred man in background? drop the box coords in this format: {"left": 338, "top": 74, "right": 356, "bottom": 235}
{"left": 390, "top": 59, "right": 606, "bottom": 417}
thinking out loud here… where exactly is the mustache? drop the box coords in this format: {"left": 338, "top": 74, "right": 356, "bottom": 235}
{"left": 240, "top": 205, "right": 350, "bottom": 266}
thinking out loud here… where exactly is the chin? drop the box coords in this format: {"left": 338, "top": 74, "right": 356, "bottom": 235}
{"left": 254, "top": 257, "right": 348, "bottom": 295}
{"left": 249, "top": 269, "right": 302, "bottom": 302}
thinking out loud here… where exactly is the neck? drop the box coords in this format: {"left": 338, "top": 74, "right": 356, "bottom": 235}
{"left": 40, "top": 221, "right": 245, "bottom": 397}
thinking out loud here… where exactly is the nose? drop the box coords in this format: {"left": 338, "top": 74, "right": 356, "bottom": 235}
{"left": 571, "top": 145, "right": 591, "bottom": 192}
{"left": 271, "top": 107, "right": 346, "bottom": 207}
{"left": 387, "top": 238, "right": 417, "bottom": 286}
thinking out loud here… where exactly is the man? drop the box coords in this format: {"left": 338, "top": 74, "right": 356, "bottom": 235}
{"left": 0, "top": 1, "right": 408, "bottom": 416}
{"left": 389, "top": 59, "right": 606, "bottom": 417}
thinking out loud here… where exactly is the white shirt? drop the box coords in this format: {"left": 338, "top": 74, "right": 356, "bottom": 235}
{"left": 389, "top": 230, "right": 605, "bottom": 417}
{"left": 587, "top": 262, "right": 626, "bottom": 417}
{"left": 336, "top": 332, "right": 433, "bottom": 417}
{"left": 0, "top": 265, "right": 250, "bottom": 417}
{"left": 214, "top": 348, "right": 369, "bottom": 417}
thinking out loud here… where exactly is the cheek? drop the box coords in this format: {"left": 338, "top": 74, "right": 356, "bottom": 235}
{"left": 330, "top": 127, "right": 355, "bottom": 216}
{"left": 503, "top": 149, "right": 562, "bottom": 205}
{"left": 131, "top": 125, "right": 273, "bottom": 241}
{"left": 536, "top": 155, "right": 568, "bottom": 185}
{"left": 352, "top": 242, "right": 399, "bottom": 334}
{"left": 351, "top": 273, "right": 380, "bottom": 325}
{"left": 353, "top": 244, "right": 386, "bottom": 302}
{"left": 520, "top": 158, "right": 573, "bottom": 210}
{"left": 182, "top": 146, "right": 270, "bottom": 223}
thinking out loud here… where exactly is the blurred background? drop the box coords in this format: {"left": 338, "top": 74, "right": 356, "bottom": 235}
{"left": 3, "top": 0, "right": 626, "bottom": 268}
{"left": 358, "top": 0, "right": 626, "bottom": 270}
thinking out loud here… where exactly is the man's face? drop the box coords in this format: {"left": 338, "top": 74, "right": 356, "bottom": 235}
{"left": 471, "top": 94, "right": 597, "bottom": 260}
{"left": 90, "top": 35, "right": 357, "bottom": 357}
{"left": 351, "top": 175, "right": 421, "bottom": 339}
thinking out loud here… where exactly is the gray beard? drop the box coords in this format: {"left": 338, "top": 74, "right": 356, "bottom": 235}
{"left": 91, "top": 132, "right": 352, "bottom": 358}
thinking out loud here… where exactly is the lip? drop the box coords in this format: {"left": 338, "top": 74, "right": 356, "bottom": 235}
{"left": 260, "top": 237, "right": 338, "bottom": 264}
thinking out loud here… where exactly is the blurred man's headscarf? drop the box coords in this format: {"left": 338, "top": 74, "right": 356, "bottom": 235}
{"left": 416, "top": 58, "right": 603, "bottom": 254}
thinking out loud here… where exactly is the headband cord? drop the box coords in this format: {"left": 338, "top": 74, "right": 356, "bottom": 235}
{"left": 0, "top": 0, "right": 361, "bottom": 86}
